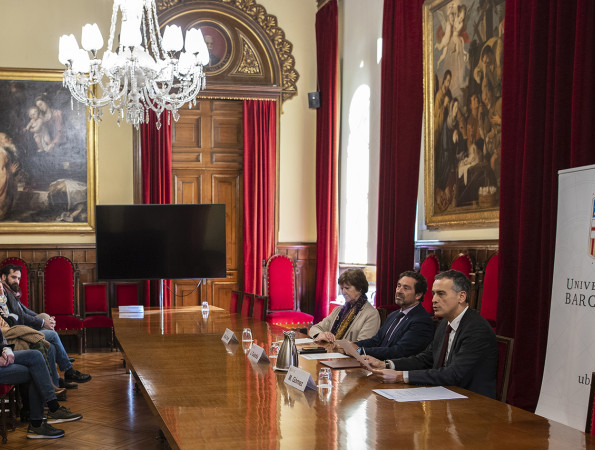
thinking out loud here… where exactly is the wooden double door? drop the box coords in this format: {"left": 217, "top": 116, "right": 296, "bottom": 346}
{"left": 171, "top": 99, "right": 243, "bottom": 308}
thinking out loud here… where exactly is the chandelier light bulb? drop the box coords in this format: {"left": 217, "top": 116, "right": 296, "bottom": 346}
{"left": 58, "top": 0, "right": 206, "bottom": 128}
{"left": 81, "top": 23, "right": 104, "bottom": 52}
{"left": 58, "top": 34, "right": 79, "bottom": 65}
{"left": 162, "top": 25, "right": 184, "bottom": 52}
{"left": 184, "top": 28, "right": 204, "bottom": 54}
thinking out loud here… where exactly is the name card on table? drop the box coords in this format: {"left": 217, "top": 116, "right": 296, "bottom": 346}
{"left": 221, "top": 328, "right": 239, "bottom": 344}
{"left": 118, "top": 305, "right": 144, "bottom": 319}
{"left": 247, "top": 344, "right": 270, "bottom": 364}
{"left": 284, "top": 365, "right": 317, "bottom": 392}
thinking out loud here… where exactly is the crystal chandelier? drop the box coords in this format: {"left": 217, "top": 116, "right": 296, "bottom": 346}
{"left": 58, "top": 0, "right": 209, "bottom": 128}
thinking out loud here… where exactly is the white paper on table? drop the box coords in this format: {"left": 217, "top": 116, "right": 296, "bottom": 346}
{"left": 336, "top": 339, "right": 373, "bottom": 370}
{"left": 373, "top": 386, "right": 467, "bottom": 402}
{"left": 300, "top": 352, "right": 350, "bottom": 360}
{"left": 274, "top": 338, "right": 314, "bottom": 345}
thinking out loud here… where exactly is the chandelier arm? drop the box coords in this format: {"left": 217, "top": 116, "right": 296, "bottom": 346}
{"left": 149, "top": 1, "right": 165, "bottom": 60}
{"left": 106, "top": 0, "right": 119, "bottom": 52}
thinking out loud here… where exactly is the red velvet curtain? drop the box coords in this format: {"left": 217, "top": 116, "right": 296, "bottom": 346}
{"left": 243, "top": 100, "right": 276, "bottom": 295}
{"left": 375, "top": 0, "right": 424, "bottom": 308}
{"left": 498, "top": 0, "right": 595, "bottom": 411}
{"left": 314, "top": 0, "right": 339, "bottom": 322}
{"left": 140, "top": 109, "right": 172, "bottom": 308}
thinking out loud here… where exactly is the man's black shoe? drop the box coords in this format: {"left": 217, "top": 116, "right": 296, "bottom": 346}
{"left": 56, "top": 391, "right": 67, "bottom": 402}
{"left": 64, "top": 369, "right": 91, "bottom": 384}
{"left": 68, "top": 357, "right": 75, "bottom": 363}
{"left": 58, "top": 378, "right": 78, "bottom": 389}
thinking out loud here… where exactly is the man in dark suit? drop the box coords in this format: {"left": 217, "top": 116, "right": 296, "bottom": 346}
{"left": 353, "top": 271, "right": 434, "bottom": 360}
{"left": 363, "top": 269, "right": 498, "bottom": 399}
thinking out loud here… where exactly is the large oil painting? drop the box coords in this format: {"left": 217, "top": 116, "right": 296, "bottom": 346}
{"left": 423, "top": 0, "right": 504, "bottom": 228}
{"left": 0, "top": 69, "right": 96, "bottom": 232}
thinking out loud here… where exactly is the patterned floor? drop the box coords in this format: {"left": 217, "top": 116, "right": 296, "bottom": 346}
{"left": 2, "top": 351, "right": 169, "bottom": 449}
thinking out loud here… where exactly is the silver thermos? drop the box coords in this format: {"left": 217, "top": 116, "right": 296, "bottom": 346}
{"left": 276, "top": 330, "right": 299, "bottom": 370}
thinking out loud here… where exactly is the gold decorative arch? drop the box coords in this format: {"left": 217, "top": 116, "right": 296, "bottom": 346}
{"left": 156, "top": 0, "right": 299, "bottom": 103}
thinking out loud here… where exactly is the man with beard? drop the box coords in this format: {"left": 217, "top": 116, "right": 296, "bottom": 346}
{"left": 351, "top": 271, "right": 434, "bottom": 360}
{"left": 0, "top": 264, "right": 91, "bottom": 387}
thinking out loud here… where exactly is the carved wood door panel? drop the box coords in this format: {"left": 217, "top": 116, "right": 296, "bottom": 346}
{"left": 171, "top": 99, "right": 243, "bottom": 308}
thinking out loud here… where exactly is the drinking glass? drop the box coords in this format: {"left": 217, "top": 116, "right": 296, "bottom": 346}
{"left": 201, "top": 301, "right": 209, "bottom": 311}
{"left": 318, "top": 367, "right": 332, "bottom": 388}
{"left": 269, "top": 342, "right": 280, "bottom": 359}
{"left": 318, "top": 386, "right": 332, "bottom": 403}
{"left": 242, "top": 327, "right": 253, "bottom": 342}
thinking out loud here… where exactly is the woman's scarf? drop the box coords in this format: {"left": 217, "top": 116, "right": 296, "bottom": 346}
{"left": 330, "top": 293, "right": 368, "bottom": 340}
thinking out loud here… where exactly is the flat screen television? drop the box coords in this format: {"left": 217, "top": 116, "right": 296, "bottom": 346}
{"left": 95, "top": 204, "right": 226, "bottom": 280}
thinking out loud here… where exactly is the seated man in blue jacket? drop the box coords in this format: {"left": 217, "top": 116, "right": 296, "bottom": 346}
{"left": 353, "top": 271, "right": 434, "bottom": 360}
{"left": 0, "top": 265, "right": 91, "bottom": 387}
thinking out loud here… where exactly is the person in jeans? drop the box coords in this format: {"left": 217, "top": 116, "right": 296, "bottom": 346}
{"left": 0, "top": 264, "right": 91, "bottom": 387}
{"left": 0, "top": 330, "right": 82, "bottom": 438}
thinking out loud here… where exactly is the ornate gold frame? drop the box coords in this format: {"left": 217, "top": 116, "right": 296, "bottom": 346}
{"left": 423, "top": 0, "right": 503, "bottom": 229}
{"left": 0, "top": 68, "right": 97, "bottom": 233}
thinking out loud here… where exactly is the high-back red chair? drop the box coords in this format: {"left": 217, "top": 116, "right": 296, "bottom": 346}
{"left": 252, "top": 295, "right": 268, "bottom": 322}
{"left": 450, "top": 253, "right": 473, "bottom": 279}
{"left": 0, "top": 257, "right": 30, "bottom": 308}
{"left": 496, "top": 335, "right": 514, "bottom": 402}
{"left": 241, "top": 293, "right": 254, "bottom": 317}
{"left": 230, "top": 290, "right": 242, "bottom": 314}
{"left": 450, "top": 253, "right": 476, "bottom": 306}
{"left": 479, "top": 253, "right": 498, "bottom": 328}
{"left": 43, "top": 256, "right": 83, "bottom": 353}
{"left": 264, "top": 255, "right": 313, "bottom": 327}
{"left": 114, "top": 282, "right": 141, "bottom": 307}
{"left": 82, "top": 282, "right": 113, "bottom": 351}
{"left": 0, "top": 383, "right": 16, "bottom": 443}
{"left": 419, "top": 254, "right": 440, "bottom": 315}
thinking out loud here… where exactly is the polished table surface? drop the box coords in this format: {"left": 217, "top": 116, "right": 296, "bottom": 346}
{"left": 113, "top": 306, "right": 595, "bottom": 449}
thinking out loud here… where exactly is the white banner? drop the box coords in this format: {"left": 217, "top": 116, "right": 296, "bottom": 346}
{"left": 536, "top": 164, "right": 595, "bottom": 430}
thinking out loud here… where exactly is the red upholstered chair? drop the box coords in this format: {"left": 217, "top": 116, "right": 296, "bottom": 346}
{"left": 0, "top": 257, "right": 30, "bottom": 308}
{"left": 496, "top": 335, "right": 514, "bottom": 402}
{"left": 241, "top": 293, "right": 254, "bottom": 317}
{"left": 230, "top": 290, "right": 242, "bottom": 314}
{"left": 264, "top": 255, "right": 313, "bottom": 328}
{"left": 450, "top": 253, "right": 473, "bottom": 279}
{"left": 479, "top": 253, "right": 499, "bottom": 328}
{"left": 419, "top": 254, "right": 440, "bottom": 315}
{"left": 252, "top": 295, "right": 268, "bottom": 321}
{"left": 43, "top": 256, "right": 83, "bottom": 353}
{"left": 82, "top": 282, "right": 113, "bottom": 351}
{"left": 0, "top": 384, "right": 16, "bottom": 443}
{"left": 114, "top": 282, "right": 141, "bottom": 307}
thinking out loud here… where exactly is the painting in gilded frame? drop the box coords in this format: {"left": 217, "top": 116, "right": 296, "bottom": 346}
{"left": 423, "top": 0, "right": 504, "bottom": 228}
{"left": 0, "top": 68, "right": 96, "bottom": 232}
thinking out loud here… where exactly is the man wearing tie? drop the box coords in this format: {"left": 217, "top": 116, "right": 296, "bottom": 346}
{"left": 363, "top": 269, "right": 498, "bottom": 399}
{"left": 353, "top": 271, "right": 434, "bottom": 360}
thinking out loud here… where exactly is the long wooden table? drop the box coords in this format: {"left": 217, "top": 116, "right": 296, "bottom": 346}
{"left": 113, "top": 306, "right": 595, "bottom": 449}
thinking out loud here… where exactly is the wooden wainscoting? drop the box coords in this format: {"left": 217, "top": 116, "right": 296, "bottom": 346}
{"left": 414, "top": 240, "right": 499, "bottom": 310}
{"left": 275, "top": 243, "right": 316, "bottom": 316}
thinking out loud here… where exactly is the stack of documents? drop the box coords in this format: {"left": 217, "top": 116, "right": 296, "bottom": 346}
{"left": 374, "top": 386, "right": 467, "bottom": 402}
